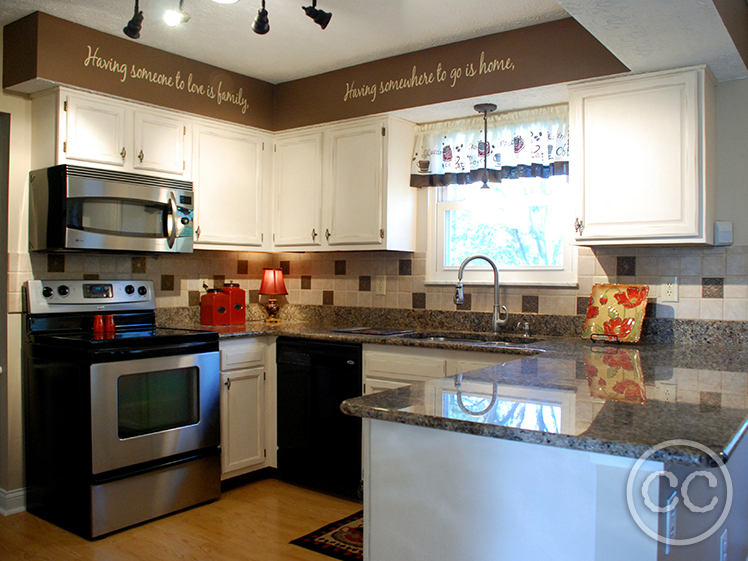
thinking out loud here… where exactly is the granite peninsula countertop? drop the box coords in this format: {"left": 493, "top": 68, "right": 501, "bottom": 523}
{"left": 163, "top": 316, "right": 748, "bottom": 468}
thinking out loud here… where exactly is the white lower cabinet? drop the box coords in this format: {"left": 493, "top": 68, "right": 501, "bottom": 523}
{"left": 362, "top": 345, "right": 520, "bottom": 395}
{"left": 219, "top": 337, "right": 276, "bottom": 479}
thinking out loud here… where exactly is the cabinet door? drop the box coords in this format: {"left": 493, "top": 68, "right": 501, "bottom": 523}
{"left": 273, "top": 133, "right": 323, "bottom": 247}
{"left": 221, "top": 367, "right": 265, "bottom": 474}
{"left": 325, "top": 123, "right": 384, "bottom": 246}
{"left": 194, "top": 125, "right": 264, "bottom": 248}
{"left": 571, "top": 68, "right": 712, "bottom": 243}
{"left": 64, "top": 94, "right": 126, "bottom": 166}
{"left": 133, "top": 110, "right": 187, "bottom": 175}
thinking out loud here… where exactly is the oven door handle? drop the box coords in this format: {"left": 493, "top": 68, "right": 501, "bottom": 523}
{"left": 166, "top": 191, "right": 178, "bottom": 249}
{"left": 90, "top": 340, "right": 218, "bottom": 360}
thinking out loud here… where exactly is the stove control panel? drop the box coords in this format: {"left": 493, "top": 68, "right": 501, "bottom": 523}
{"left": 26, "top": 280, "right": 155, "bottom": 314}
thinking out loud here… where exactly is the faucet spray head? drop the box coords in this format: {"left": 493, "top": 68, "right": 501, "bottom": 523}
{"left": 454, "top": 283, "right": 464, "bottom": 305}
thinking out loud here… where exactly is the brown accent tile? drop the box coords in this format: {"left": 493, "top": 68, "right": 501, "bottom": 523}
{"left": 131, "top": 256, "right": 147, "bottom": 274}
{"left": 334, "top": 260, "right": 346, "bottom": 275}
{"left": 412, "top": 292, "right": 426, "bottom": 309}
{"left": 47, "top": 254, "right": 65, "bottom": 273}
{"left": 359, "top": 276, "right": 371, "bottom": 292}
{"left": 237, "top": 260, "right": 249, "bottom": 275}
{"left": 213, "top": 275, "right": 225, "bottom": 288}
{"left": 702, "top": 277, "right": 724, "bottom": 299}
{"left": 456, "top": 293, "right": 471, "bottom": 311}
{"left": 616, "top": 256, "right": 636, "bottom": 277}
{"left": 83, "top": 273, "right": 100, "bottom": 281}
{"left": 301, "top": 275, "right": 312, "bottom": 290}
{"left": 522, "top": 295, "right": 539, "bottom": 314}
{"left": 699, "top": 391, "right": 722, "bottom": 412}
{"left": 577, "top": 296, "right": 589, "bottom": 316}
{"left": 160, "top": 274, "right": 175, "bottom": 292}
{"left": 188, "top": 290, "right": 200, "bottom": 307}
{"left": 398, "top": 259, "right": 412, "bottom": 276}
{"left": 323, "top": 290, "right": 334, "bottom": 305}
{"left": 249, "top": 290, "right": 259, "bottom": 304}
{"left": 280, "top": 261, "right": 290, "bottom": 275}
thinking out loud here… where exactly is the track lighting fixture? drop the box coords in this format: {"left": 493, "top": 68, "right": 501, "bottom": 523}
{"left": 164, "top": 0, "right": 190, "bottom": 27}
{"left": 474, "top": 103, "right": 497, "bottom": 189}
{"left": 302, "top": 0, "right": 332, "bottom": 29}
{"left": 123, "top": 0, "right": 144, "bottom": 39}
{"left": 252, "top": 0, "right": 270, "bottom": 34}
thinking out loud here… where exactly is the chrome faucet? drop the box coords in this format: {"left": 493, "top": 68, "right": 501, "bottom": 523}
{"left": 454, "top": 254, "right": 509, "bottom": 332}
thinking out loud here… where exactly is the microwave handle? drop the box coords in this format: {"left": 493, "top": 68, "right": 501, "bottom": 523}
{"left": 166, "top": 192, "right": 178, "bottom": 249}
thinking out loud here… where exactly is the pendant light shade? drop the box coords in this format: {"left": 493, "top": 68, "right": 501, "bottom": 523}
{"left": 252, "top": 0, "right": 270, "bottom": 34}
{"left": 123, "top": 0, "right": 144, "bottom": 39}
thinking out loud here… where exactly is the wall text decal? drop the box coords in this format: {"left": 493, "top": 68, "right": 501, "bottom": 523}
{"left": 343, "top": 52, "right": 515, "bottom": 103}
{"left": 83, "top": 45, "right": 250, "bottom": 114}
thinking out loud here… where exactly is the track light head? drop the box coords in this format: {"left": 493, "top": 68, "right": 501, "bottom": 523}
{"left": 303, "top": 1, "right": 331, "bottom": 29}
{"left": 252, "top": 1, "right": 269, "bottom": 34}
{"left": 164, "top": 0, "right": 190, "bottom": 26}
{"left": 123, "top": 0, "right": 144, "bottom": 39}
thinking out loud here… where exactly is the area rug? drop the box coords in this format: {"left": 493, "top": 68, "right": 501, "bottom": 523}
{"left": 290, "top": 510, "right": 363, "bottom": 560}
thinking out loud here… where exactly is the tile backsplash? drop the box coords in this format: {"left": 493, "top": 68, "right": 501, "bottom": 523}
{"left": 8, "top": 244, "right": 748, "bottom": 323}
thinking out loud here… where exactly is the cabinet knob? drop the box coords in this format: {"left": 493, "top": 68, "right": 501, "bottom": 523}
{"left": 325, "top": 229, "right": 331, "bottom": 241}
{"left": 196, "top": 225, "right": 201, "bottom": 240}
{"left": 311, "top": 228, "right": 317, "bottom": 241}
{"left": 225, "top": 378, "right": 231, "bottom": 390}
{"left": 138, "top": 149, "right": 144, "bottom": 163}
{"left": 120, "top": 147, "right": 127, "bottom": 161}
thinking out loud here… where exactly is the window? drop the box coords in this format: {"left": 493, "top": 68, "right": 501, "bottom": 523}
{"left": 412, "top": 105, "right": 576, "bottom": 286}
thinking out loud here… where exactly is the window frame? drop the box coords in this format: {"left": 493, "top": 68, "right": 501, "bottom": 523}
{"left": 425, "top": 184, "right": 578, "bottom": 287}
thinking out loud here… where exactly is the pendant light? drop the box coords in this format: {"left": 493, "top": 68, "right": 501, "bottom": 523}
{"left": 302, "top": 0, "right": 332, "bottom": 29}
{"left": 252, "top": 0, "right": 270, "bottom": 34}
{"left": 474, "top": 103, "right": 497, "bottom": 189}
{"left": 123, "top": 0, "right": 144, "bottom": 39}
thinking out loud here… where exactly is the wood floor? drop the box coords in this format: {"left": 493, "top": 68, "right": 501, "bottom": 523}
{"left": 0, "top": 476, "right": 362, "bottom": 561}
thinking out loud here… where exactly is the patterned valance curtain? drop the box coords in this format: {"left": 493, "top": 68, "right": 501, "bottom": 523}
{"left": 410, "top": 104, "right": 569, "bottom": 187}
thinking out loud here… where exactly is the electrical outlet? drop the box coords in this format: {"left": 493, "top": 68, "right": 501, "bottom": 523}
{"left": 661, "top": 277, "right": 679, "bottom": 303}
{"left": 666, "top": 491, "right": 676, "bottom": 555}
{"left": 657, "top": 382, "right": 677, "bottom": 403}
{"left": 375, "top": 275, "right": 386, "bottom": 296}
{"left": 720, "top": 528, "right": 728, "bottom": 561}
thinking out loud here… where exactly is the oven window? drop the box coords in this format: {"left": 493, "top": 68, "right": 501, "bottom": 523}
{"left": 68, "top": 198, "right": 166, "bottom": 239}
{"left": 117, "top": 367, "right": 199, "bottom": 439}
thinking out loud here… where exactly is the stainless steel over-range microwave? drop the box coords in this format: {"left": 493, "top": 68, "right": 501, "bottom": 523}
{"left": 29, "top": 165, "right": 194, "bottom": 254}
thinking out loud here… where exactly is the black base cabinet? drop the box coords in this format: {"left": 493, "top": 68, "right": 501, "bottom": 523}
{"left": 276, "top": 337, "right": 362, "bottom": 499}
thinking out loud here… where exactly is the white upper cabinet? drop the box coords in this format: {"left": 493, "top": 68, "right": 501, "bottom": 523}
{"left": 272, "top": 116, "right": 416, "bottom": 252}
{"left": 31, "top": 88, "right": 190, "bottom": 178}
{"left": 192, "top": 122, "right": 269, "bottom": 250}
{"left": 272, "top": 132, "right": 323, "bottom": 248}
{"left": 133, "top": 110, "right": 187, "bottom": 175}
{"left": 569, "top": 66, "right": 715, "bottom": 245}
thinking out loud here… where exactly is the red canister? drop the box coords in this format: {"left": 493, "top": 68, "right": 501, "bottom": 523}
{"left": 222, "top": 282, "right": 246, "bottom": 325}
{"left": 200, "top": 289, "right": 230, "bottom": 325}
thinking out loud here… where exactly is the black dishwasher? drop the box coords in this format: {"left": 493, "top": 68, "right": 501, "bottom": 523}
{"left": 276, "top": 337, "right": 362, "bottom": 499}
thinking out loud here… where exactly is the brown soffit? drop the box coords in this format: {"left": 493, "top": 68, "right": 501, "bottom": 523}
{"left": 713, "top": 0, "right": 748, "bottom": 71}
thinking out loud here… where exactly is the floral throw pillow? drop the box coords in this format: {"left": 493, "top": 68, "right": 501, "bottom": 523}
{"left": 582, "top": 284, "right": 649, "bottom": 343}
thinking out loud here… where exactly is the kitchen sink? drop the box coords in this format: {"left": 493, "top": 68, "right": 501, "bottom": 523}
{"left": 397, "top": 332, "right": 544, "bottom": 346}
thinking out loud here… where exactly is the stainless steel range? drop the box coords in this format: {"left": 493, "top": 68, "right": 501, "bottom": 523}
{"left": 23, "top": 279, "right": 220, "bottom": 538}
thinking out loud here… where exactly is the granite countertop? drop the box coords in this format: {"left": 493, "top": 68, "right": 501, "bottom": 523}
{"left": 166, "top": 315, "right": 748, "bottom": 468}
{"left": 340, "top": 338, "right": 748, "bottom": 468}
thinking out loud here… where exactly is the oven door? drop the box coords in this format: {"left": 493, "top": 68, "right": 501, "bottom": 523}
{"left": 90, "top": 351, "right": 219, "bottom": 475}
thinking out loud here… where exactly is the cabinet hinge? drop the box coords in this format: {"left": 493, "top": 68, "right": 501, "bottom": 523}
{"left": 574, "top": 218, "right": 585, "bottom": 236}
{"left": 63, "top": 100, "right": 68, "bottom": 112}
{"left": 63, "top": 141, "right": 67, "bottom": 153}
{"left": 262, "top": 233, "right": 265, "bottom": 242}
{"left": 183, "top": 161, "right": 186, "bottom": 171}
{"left": 264, "top": 449, "right": 267, "bottom": 458}
{"left": 262, "top": 142, "right": 265, "bottom": 150}
{"left": 380, "top": 228, "right": 384, "bottom": 239}
{"left": 196, "top": 225, "right": 201, "bottom": 239}
{"left": 272, "top": 233, "right": 275, "bottom": 242}
{"left": 263, "top": 371, "right": 266, "bottom": 381}
{"left": 381, "top": 126, "right": 386, "bottom": 137}
{"left": 183, "top": 126, "right": 186, "bottom": 135}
